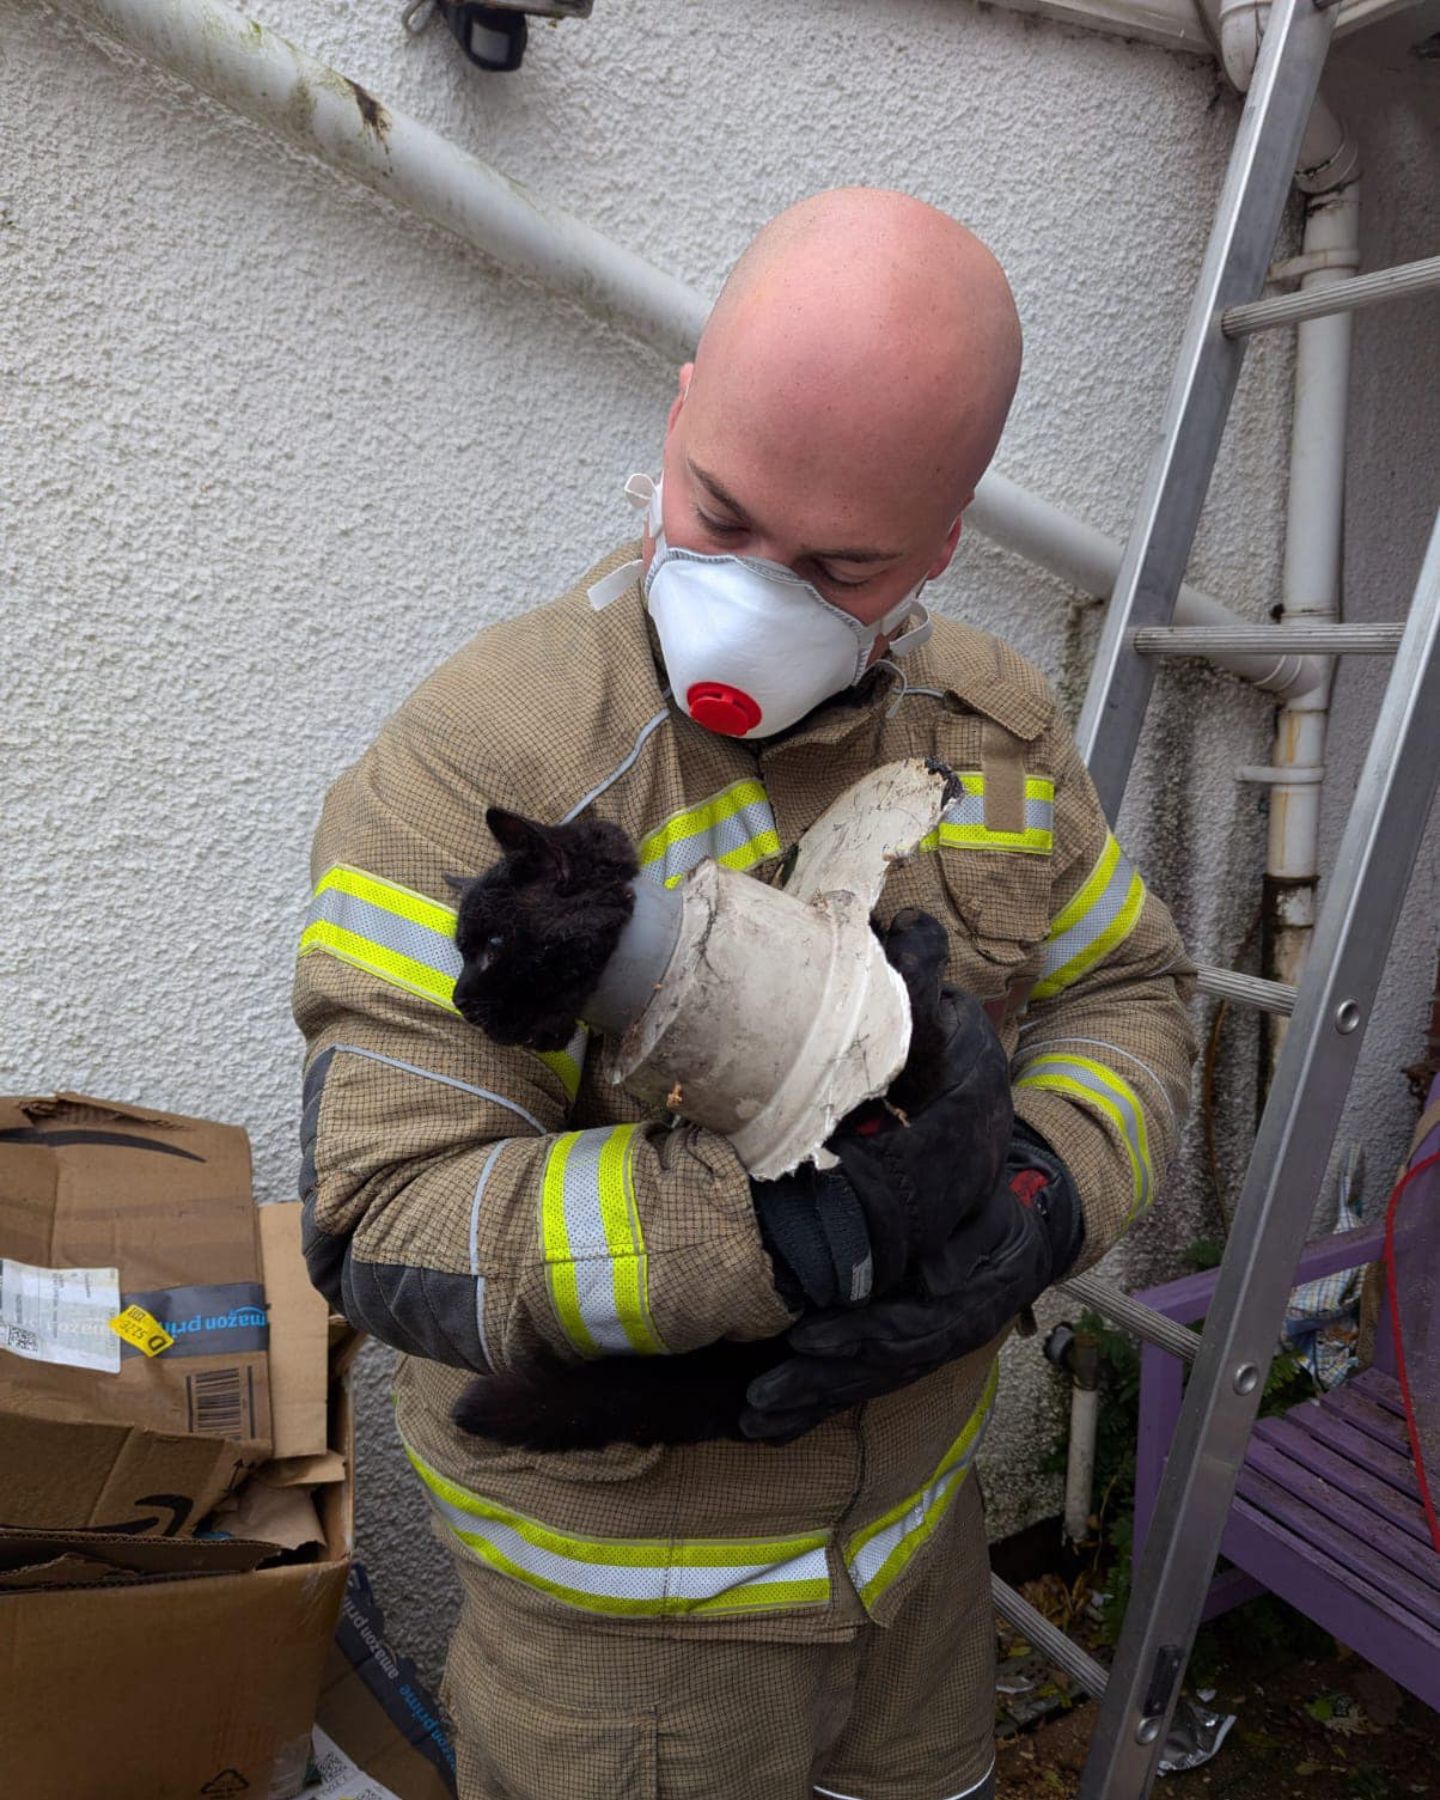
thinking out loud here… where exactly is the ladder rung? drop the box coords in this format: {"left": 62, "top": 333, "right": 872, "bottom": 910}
{"left": 1194, "top": 963, "right": 1297, "bottom": 1015}
{"left": 1058, "top": 1272, "right": 1203, "bottom": 1363}
{"left": 992, "top": 1573, "right": 1109, "bottom": 1696}
{"left": 1135, "top": 624, "right": 1403, "bottom": 656}
{"left": 1221, "top": 254, "right": 1440, "bottom": 335}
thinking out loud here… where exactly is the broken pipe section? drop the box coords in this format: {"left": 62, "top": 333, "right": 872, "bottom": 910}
{"left": 580, "top": 759, "right": 953, "bottom": 1181}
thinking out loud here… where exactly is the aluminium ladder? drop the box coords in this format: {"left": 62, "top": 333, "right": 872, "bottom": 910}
{"left": 987, "top": 0, "right": 1440, "bottom": 1792}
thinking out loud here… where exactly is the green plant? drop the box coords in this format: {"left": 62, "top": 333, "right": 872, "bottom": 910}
{"left": 1047, "top": 1237, "right": 1324, "bottom": 1649}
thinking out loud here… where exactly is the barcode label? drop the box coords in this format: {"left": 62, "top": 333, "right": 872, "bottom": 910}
{"left": 305, "top": 1726, "right": 405, "bottom": 1800}
{"left": 186, "top": 1365, "right": 247, "bottom": 1438}
{"left": 0, "top": 1259, "right": 121, "bottom": 1372}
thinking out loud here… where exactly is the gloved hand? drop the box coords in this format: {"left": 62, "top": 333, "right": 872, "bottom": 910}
{"left": 751, "top": 908, "right": 1015, "bottom": 1309}
{"left": 741, "top": 1122, "right": 1085, "bottom": 1442}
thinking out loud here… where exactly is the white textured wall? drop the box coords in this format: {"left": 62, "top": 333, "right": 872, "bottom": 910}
{"left": 3, "top": 0, "right": 1436, "bottom": 1688}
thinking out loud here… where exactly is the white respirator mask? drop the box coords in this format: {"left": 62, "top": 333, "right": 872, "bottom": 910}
{"left": 588, "top": 473, "right": 934, "bottom": 741}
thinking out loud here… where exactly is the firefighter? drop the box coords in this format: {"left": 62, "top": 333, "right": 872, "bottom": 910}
{"left": 295, "top": 186, "right": 1196, "bottom": 1800}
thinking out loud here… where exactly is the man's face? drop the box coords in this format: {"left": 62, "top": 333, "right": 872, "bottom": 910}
{"left": 646, "top": 363, "right": 965, "bottom": 639}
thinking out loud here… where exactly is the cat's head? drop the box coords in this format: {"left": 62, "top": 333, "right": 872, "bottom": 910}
{"left": 450, "top": 808, "right": 639, "bottom": 1053}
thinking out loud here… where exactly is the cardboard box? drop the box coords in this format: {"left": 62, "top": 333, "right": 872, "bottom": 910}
{"left": 304, "top": 1563, "right": 457, "bottom": 1800}
{"left": 0, "top": 1356, "right": 354, "bottom": 1800}
{"left": 0, "top": 1093, "right": 277, "bottom": 1532}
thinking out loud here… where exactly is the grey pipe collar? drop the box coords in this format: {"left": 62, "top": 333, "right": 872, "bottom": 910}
{"left": 579, "top": 875, "right": 685, "bottom": 1038}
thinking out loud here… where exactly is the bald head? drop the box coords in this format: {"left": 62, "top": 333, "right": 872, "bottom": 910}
{"left": 652, "top": 189, "right": 1021, "bottom": 631}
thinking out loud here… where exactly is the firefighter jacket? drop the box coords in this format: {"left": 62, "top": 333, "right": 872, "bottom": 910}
{"left": 294, "top": 543, "right": 1197, "bottom": 1642}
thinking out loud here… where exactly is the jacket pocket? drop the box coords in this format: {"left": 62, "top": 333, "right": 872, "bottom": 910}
{"left": 936, "top": 845, "right": 1052, "bottom": 973}
{"left": 447, "top": 1661, "right": 658, "bottom": 1800}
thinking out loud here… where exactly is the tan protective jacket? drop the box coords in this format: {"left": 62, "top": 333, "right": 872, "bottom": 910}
{"left": 294, "top": 544, "right": 1196, "bottom": 1642}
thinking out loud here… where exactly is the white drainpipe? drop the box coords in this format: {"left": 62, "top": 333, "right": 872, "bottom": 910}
{"left": 1262, "top": 157, "right": 1361, "bottom": 1081}
{"left": 41, "top": 0, "right": 1328, "bottom": 703}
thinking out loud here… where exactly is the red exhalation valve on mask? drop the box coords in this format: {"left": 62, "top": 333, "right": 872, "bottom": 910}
{"left": 687, "top": 682, "right": 763, "bottom": 737}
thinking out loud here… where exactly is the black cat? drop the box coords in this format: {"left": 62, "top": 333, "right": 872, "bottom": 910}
{"left": 448, "top": 806, "right": 812, "bottom": 1451}
{"left": 450, "top": 807, "right": 639, "bottom": 1054}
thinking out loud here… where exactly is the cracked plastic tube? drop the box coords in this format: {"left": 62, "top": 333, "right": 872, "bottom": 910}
{"left": 581, "top": 759, "right": 952, "bottom": 1180}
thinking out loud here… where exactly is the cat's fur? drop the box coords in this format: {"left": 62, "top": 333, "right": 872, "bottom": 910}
{"left": 451, "top": 808, "right": 639, "bottom": 1053}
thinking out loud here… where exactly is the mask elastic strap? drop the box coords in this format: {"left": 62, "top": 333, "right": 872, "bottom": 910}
{"left": 589, "top": 473, "right": 659, "bottom": 609}
{"left": 885, "top": 601, "right": 934, "bottom": 658}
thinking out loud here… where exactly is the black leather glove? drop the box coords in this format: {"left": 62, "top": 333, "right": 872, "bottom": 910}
{"left": 751, "top": 908, "right": 1014, "bottom": 1310}
{"left": 740, "top": 1122, "right": 1086, "bottom": 1442}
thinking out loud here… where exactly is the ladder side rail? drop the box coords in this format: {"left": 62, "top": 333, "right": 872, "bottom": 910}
{"left": 1078, "top": 505, "right": 1440, "bottom": 1798}
{"left": 1073, "top": 0, "right": 1339, "bottom": 821}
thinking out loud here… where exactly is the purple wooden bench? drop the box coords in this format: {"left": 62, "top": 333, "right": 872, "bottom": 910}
{"left": 1131, "top": 1076, "right": 1440, "bottom": 1712}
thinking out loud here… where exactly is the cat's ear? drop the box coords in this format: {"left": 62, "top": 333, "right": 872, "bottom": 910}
{"left": 442, "top": 872, "right": 471, "bottom": 896}
{"left": 486, "top": 807, "right": 570, "bottom": 881}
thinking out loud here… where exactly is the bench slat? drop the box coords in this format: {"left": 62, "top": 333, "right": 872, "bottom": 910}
{"left": 1269, "top": 1404, "right": 1423, "bottom": 1505}
{"left": 1351, "top": 1366, "right": 1408, "bottom": 1419}
{"left": 1320, "top": 1385, "right": 1413, "bottom": 1457}
{"left": 1252, "top": 1417, "right": 1429, "bottom": 1540}
{"left": 1241, "top": 1439, "right": 1440, "bottom": 1593}
{"left": 1235, "top": 1467, "right": 1440, "bottom": 1629}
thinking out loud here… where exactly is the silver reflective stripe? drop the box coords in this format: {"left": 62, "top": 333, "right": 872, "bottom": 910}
{"left": 331, "top": 1044, "right": 544, "bottom": 1134}
{"left": 305, "top": 880, "right": 461, "bottom": 1002}
{"left": 428, "top": 1489, "right": 826, "bottom": 1605}
{"left": 553, "top": 1129, "right": 638, "bottom": 1354}
{"left": 1033, "top": 834, "right": 1145, "bottom": 1001}
{"left": 847, "top": 1446, "right": 979, "bottom": 1596}
{"left": 657, "top": 794, "right": 775, "bottom": 882}
{"left": 637, "top": 780, "right": 781, "bottom": 890}
{"left": 940, "top": 788, "right": 1054, "bottom": 835}
{"left": 843, "top": 1361, "right": 998, "bottom": 1609}
{"left": 1015, "top": 1034, "right": 1180, "bottom": 1136}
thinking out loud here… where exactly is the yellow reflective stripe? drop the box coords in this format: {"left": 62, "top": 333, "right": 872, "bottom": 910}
{"left": 639, "top": 778, "right": 769, "bottom": 862}
{"left": 1033, "top": 832, "right": 1146, "bottom": 1002}
{"left": 298, "top": 864, "right": 463, "bottom": 1012}
{"left": 707, "top": 829, "right": 783, "bottom": 880}
{"left": 1016, "top": 1053, "right": 1153, "bottom": 1223}
{"left": 540, "top": 1131, "right": 593, "bottom": 1355}
{"left": 316, "top": 863, "right": 457, "bottom": 936}
{"left": 917, "top": 773, "right": 1055, "bottom": 857}
{"left": 298, "top": 918, "right": 459, "bottom": 1011}
{"left": 845, "top": 1360, "right": 999, "bottom": 1610}
{"left": 539, "top": 1127, "right": 667, "bottom": 1357}
{"left": 638, "top": 779, "right": 781, "bottom": 887}
{"left": 403, "top": 1440, "right": 831, "bottom": 1617}
{"left": 1049, "top": 832, "right": 1121, "bottom": 939}
{"left": 597, "top": 1126, "right": 666, "bottom": 1356}
{"left": 536, "top": 1022, "right": 589, "bottom": 1102}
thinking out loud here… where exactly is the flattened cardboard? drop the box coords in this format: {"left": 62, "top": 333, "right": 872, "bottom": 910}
{"left": 0, "top": 1092, "right": 272, "bottom": 1531}
{"left": 260, "top": 1200, "right": 330, "bottom": 1458}
{"left": 0, "top": 1522, "right": 273, "bottom": 1581}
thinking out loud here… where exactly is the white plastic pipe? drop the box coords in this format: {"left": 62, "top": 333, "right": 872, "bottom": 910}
{"left": 1263, "top": 172, "right": 1360, "bottom": 1078}
{"left": 40, "top": 0, "right": 1328, "bottom": 704}
{"left": 1064, "top": 1382, "right": 1102, "bottom": 1546}
{"left": 51, "top": 0, "right": 708, "bottom": 363}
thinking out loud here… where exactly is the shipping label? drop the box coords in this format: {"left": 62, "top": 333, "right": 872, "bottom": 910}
{"left": 304, "top": 1727, "right": 406, "bottom": 1800}
{"left": 0, "top": 1257, "right": 122, "bottom": 1372}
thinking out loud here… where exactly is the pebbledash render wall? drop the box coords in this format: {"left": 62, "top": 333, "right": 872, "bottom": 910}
{"left": 4, "top": 0, "right": 1437, "bottom": 1685}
